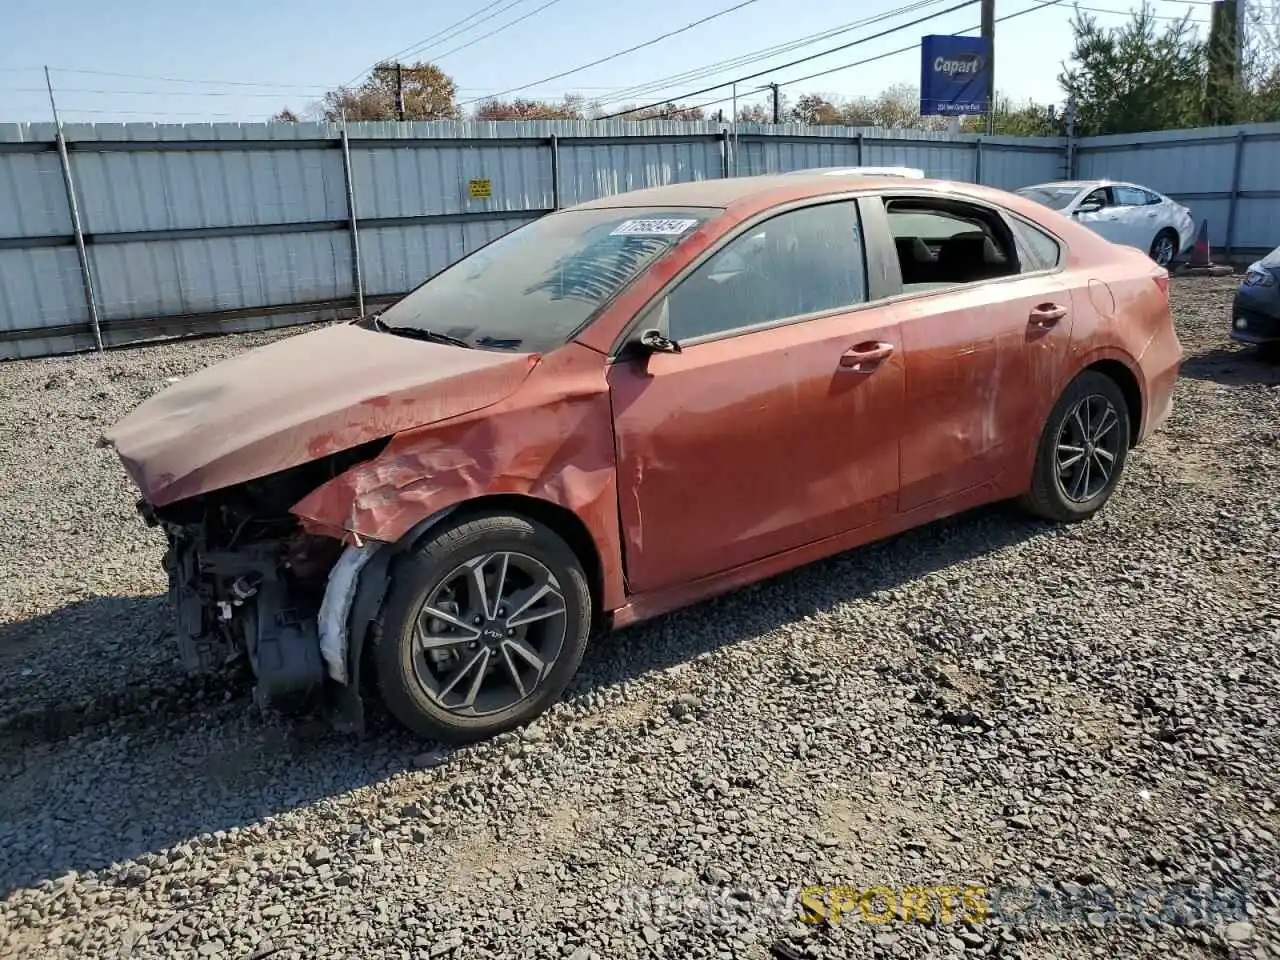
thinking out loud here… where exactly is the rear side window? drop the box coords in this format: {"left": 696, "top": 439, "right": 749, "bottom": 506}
{"left": 665, "top": 200, "right": 868, "bottom": 341}
{"left": 1113, "top": 186, "right": 1151, "bottom": 206}
{"left": 883, "top": 197, "right": 1019, "bottom": 292}
{"left": 1009, "top": 216, "right": 1062, "bottom": 272}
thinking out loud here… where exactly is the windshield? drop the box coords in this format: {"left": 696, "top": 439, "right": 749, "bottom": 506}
{"left": 1262, "top": 245, "right": 1280, "bottom": 267}
{"left": 373, "top": 206, "right": 718, "bottom": 352}
{"left": 1016, "top": 186, "right": 1082, "bottom": 211}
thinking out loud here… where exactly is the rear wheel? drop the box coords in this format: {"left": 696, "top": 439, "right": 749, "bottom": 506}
{"left": 1150, "top": 229, "right": 1178, "bottom": 268}
{"left": 1020, "top": 370, "right": 1131, "bottom": 523}
{"left": 374, "top": 513, "right": 592, "bottom": 743}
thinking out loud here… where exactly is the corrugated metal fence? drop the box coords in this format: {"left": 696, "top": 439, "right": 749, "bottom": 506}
{"left": 0, "top": 119, "right": 1063, "bottom": 359}
{"left": 0, "top": 117, "right": 1275, "bottom": 359}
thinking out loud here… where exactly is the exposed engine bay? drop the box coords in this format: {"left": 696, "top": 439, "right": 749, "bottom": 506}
{"left": 138, "top": 438, "right": 391, "bottom": 712}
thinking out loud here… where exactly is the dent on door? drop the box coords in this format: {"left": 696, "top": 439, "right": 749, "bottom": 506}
{"left": 895, "top": 276, "right": 1074, "bottom": 512}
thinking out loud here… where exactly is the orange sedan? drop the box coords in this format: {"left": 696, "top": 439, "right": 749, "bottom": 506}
{"left": 102, "top": 173, "right": 1182, "bottom": 743}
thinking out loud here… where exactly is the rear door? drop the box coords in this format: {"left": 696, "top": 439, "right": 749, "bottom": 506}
{"left": 871, "top": 193, "right": 1076, "bottom": 512}
{"left": 1110, "top": 184, "right": 1163, "bottom": 251}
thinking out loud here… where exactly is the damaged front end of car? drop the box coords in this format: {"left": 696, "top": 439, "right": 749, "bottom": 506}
{"left": 135, "top": 437, "right": 392, "bottom": 720}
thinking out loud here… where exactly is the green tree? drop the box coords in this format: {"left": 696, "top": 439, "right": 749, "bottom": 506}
{"left": 321, "top": 62, "right": 459, "bottom": 121}
{"left": 1058, "top": 5, "right": 1206, "bottom": 135}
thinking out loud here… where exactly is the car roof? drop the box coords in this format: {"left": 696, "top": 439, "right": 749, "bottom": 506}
{"left": 570, "top": 173, "right": 1005, "bottom": 211}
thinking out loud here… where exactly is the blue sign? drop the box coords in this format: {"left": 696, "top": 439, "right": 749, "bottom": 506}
{"left": 919, "top": 35, "right": 991, "bottom": 116}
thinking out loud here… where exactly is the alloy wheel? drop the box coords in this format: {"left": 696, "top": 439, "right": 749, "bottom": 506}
{"left": 410, "top": 552, "right": 567, "bottom": 717}
{"left": 1055, "top": 394, "right": 1122, "bottom": 503}
{"left": 1152, "top": 235, "right": 1175, "bottom": 267}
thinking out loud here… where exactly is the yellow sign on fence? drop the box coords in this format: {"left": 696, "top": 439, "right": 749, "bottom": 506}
{"left": 467, "top": 178, "right": 493, "bottom": 199}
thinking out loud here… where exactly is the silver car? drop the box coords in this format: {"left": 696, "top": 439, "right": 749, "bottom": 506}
{"left": 1015, "top": 179, "right": 1196, "bottom": 268}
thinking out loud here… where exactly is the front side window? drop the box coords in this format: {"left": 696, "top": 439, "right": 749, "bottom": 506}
{"left": 664, "top": 201, "right": 868, "bottom": 342}
{"left": 373, "top": 206, "right": 718, "bottom": 353}
{"left": 1081, "top": 188, "right": 1111, "bottom": 209}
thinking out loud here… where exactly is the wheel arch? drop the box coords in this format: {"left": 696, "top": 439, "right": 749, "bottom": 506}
{"left": 1083, "top": 357, "right": 1143, "bottom": 446}
{"left": 440, "top": 494, "right": 607, "bottom": 631}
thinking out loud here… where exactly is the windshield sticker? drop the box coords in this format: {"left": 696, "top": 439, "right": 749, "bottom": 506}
{"left": 610, "top": 218, "right": 700, "bottom": 237}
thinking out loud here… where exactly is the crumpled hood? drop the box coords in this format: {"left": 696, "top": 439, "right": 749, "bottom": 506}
{"left": 101, "top": 323, "right": 537, "bottom": 507}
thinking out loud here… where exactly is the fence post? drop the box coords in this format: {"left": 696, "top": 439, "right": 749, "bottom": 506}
{"left": 549, "top": 134, "right": 562, "bottom": 209}
{"left": 974, "top": 137, "right": 984, "bottom": 185}
{"left": 1224, "top": 129, "right": 1246, "bottom": 259}
{"left": 45, "top": 67, "right": 103, "bottom": 352}
{"left": 719, "top": 128, "right": 730, "bottom": 178}
{"left": 1064, "top": 96, "right": 1077, "bottom": 180}
{"left": 339, "top": 119, "right": 365, "bottom": 318}
{"left": 856, "top": 132, "right": 865, "bottom": 165}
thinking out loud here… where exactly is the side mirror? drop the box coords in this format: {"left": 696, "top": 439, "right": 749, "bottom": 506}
{"left": 1075, "top": 200, "right": 1103, "bottom": 215}
{"left": 638, "top": 328, "right": 681, "bottom": 354}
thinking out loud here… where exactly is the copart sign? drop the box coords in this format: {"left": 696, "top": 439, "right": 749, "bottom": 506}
{"left": 919, "top": 34, "right": 991, "bottom": 116}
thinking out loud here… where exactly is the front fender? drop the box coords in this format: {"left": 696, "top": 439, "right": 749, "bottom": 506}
{"left": 290, "top": 349, "right": 627, "bottom": 614}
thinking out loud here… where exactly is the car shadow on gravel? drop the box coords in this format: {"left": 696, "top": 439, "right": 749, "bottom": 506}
{"left": 572, "top": 503, "right": 1049, "bottom": 695}
{"left": 1180, "top": 345, "right": 1280, "bottom": 386}
{"left": 0, "top": 504, "right": 1050, "bottom": 896}
{"left": 0, "top": 594, "right": 188, "bottom": 740}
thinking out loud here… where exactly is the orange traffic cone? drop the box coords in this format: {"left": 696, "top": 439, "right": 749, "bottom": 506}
{"left": 1188, "top": 218, "right": 1213, "bottom": 268}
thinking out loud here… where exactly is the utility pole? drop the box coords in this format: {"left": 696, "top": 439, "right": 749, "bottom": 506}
{"left": 770, "top": 83, "right": 781, "bottom": 123}
{"left": 1234, "top": 0, "right": 1247, "bottom": 82}
{"left": 373, "top": 63, "right": 407, "bottom": 121}
{"left": 981, "top": 0, "right": 995, "bottom": 136}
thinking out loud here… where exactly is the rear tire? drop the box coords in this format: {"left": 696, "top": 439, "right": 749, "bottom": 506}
{"left": 1150, "top": 229, "right": 1178, "bottom": 268}
{"left": 374, "top": 513, "right": 592, "bottom": 743}
{"left": 1020, "top": 370, "right": 1131, "bottom": 523}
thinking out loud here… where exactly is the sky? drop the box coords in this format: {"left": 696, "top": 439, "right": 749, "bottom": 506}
{"left": 0, "top": 0, "right": 1221, "bottom": 125}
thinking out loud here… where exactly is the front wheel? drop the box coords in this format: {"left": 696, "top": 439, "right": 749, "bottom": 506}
{"left": 1020, "top": 370, "right": 1131, "bottom": 523}
{"left": 1150, "top": 229, "right": 1178, "bottom": 268}
{"left": 374, "top": 513, "right": 593, "bottom": 743}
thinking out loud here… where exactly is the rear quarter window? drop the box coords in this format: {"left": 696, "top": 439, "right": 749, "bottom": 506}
{"left": 1009, "top": 216, "right": 1062, "bottom": 272}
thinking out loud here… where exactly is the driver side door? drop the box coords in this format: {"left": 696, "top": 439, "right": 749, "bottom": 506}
{"left": 1073, "top": 186, "right": 1129, "bottom": 246}
{"left": 606, "top": 198, "right": 904, "bottom": 595}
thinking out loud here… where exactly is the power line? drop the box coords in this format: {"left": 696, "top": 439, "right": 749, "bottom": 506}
{"left": 598, "top": 0, "right": 980, "bottom": 118}
{"left": 341, "top": 0, "right": 516, "bottom": 86}
{"left": 431, "top": 0, "right": 571, "bottom": 61}
{"left": 586, "top": 0, "right": 951, "bottom": 108}
{"left": 743, "top": 0, "right": 1204, "bottom": 99}
{"left": 456, "top": 0, "right": 768, "bottom": 106}
{"left": 0, "top": 86, "right": 329, "bottom": 98}
{"left": 44, "top": 67, "right": 334, "bottom": 90}
{"left": 778, "top": 0, "right": 1063, "bottom": 90}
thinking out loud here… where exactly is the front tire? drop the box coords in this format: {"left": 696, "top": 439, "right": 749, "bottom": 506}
{"left": 1150, "top": 229, "right": 1178, "bottom": 268}
{"left": 1020, "top": 370, "right": 1131, "bottom": 523}
{"left": 374, "top": 513, "right": 592, "bottom": 743}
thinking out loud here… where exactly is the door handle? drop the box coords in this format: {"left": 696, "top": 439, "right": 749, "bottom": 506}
{"left": 839, "top": 341, "right": 895, "bottom": 371}
{"left": 1029, "top": 303, "right": 1067, "bottom": 327}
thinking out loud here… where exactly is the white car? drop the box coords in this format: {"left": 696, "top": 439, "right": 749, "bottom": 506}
{"left": 786, "top": 166, "right": 926, "bottom": 179}
{"left": 1015, "top": 180, "right": 1195, "bottom": 268}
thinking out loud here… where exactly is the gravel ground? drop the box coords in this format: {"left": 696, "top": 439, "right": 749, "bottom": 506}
{"left": 1, "top": 277, "right": 1278, "bottom": 960}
